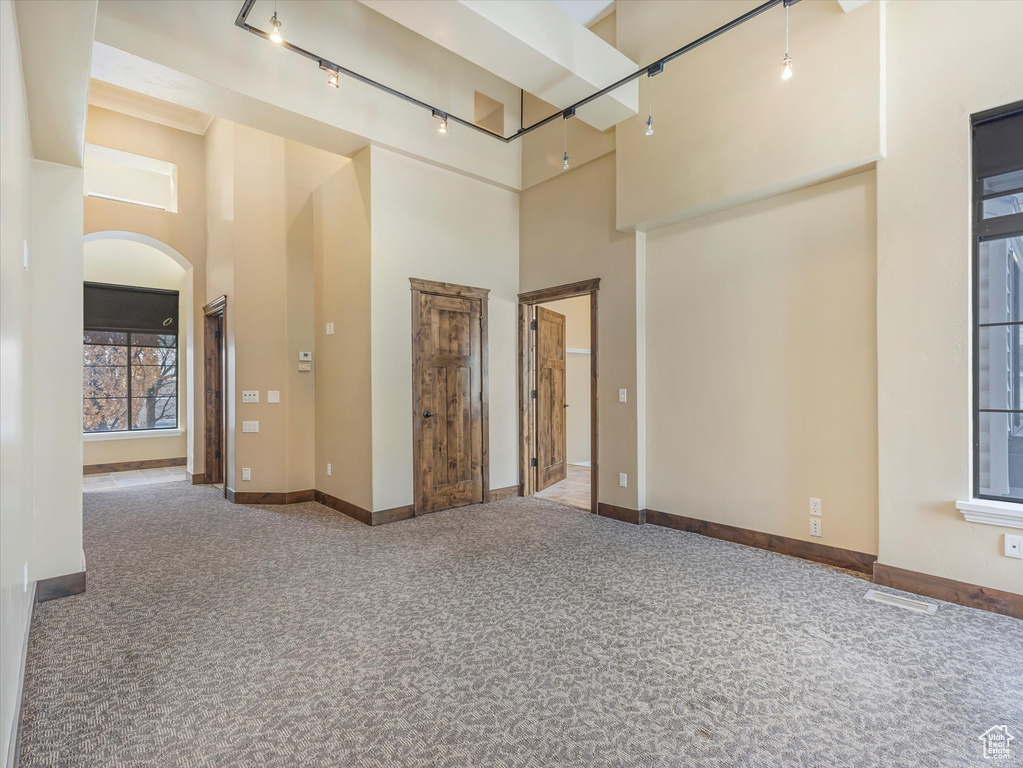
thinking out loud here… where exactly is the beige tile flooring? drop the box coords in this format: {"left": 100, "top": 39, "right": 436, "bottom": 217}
{"left": 533, "top": 464, "right": 591, "bottom": 511}
{"left": 83, "top": 466, "right": 187, "bottom": 493}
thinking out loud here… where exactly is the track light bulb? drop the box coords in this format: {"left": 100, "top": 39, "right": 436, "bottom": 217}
{"left": 781, "top": 54, "right": 793, "bottom": 80}
{"left": 438, "top": 117, "right": 448, "bottom": 133}
{"left": 327, "top": 70, "right": 339, "bottom": 88}
{"left": 563, "top": 152, "right": 570, "bottom": 171}
{"left": 269, "top": 13, "right": 283, "bottom": 44}
{"left": 645, "top": 116, "right": 654, "bottom": 136}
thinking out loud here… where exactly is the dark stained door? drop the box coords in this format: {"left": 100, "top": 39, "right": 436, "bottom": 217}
{"left": 203, "top": 308, "right": 225, "bottom": 487}
{"left": 536, "top": 306, "right": 567, "bottom": 490}
{"left": 416, "top": 293, "right": 484, "bottom": 514}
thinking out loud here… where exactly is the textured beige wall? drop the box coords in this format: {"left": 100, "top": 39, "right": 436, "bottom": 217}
{"left": 646, "top": 171, "right": 878, "bottom": 554}
{"left": 85, "top": 105, "right": 207, "bottom": 474}
{"left": 370, "top": 146, "right": 520, "bottom": 511}
{"left": 0, "top": 2, "right": 36, "bottom": 760}
{"left": 314, "top": 150, "right": 373, "bottom": 511}
{"left": 876, "top": 0, "right": 1023, "bottom": 594}
{"left": 539, "top": 296, "right": 591, "bottom": 466}
{"left": 82, "top": 239, "right": 188, "bottom": 466}
{"left": 521, "top": 153, "right": 641, "bottom": 509}
{"left": 615, "top": 0, "right": 884, "bottom": 231}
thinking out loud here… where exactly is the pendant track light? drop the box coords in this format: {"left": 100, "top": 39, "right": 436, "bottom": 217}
{"left": 268, "top": 0, "right": 282, "bottom": 45}
{"left": 644, "top": 63, "right": 662, "bottom": 137}
{"left": 319, "top": 62, "right": 340, "bottom": 88}
{"left": 433, "top": 110, "right": 448, "bottom": 134}
{"left": 781, "top": 0, "right": 793, "bottom": 80}
{"left": 562, "top": 109, "right": 573, "bottom": 170}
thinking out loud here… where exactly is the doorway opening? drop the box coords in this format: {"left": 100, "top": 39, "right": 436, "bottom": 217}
{"left": 410, "top": 278, "right": 491, "bottom": 516}
{"left": 203, "top": 296, "right": 227, "bottom": 495}
{"left": 518, "top": 279, "right": 599, "bottom": 514}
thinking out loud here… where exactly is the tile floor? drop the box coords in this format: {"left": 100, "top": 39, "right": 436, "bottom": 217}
{"left": 533, "top": 464, "right": 591, "bottom": 511}
{"left": 82, "top": 466, "right": 187, "bottom": 493}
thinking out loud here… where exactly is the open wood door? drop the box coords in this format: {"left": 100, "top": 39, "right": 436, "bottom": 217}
{"left": 536, "top": 306, "right": 567, "bottom": 490}
{"left": 412, "top": 285, "right": 487, "bottom": 514}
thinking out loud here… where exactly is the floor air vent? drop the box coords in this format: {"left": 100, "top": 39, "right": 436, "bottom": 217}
{"left": 864, "top": 589, "right": 938, "bottom": 615}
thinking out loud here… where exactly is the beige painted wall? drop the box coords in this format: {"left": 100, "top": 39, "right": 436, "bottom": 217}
{"left": 646, "top": 171, "right": 878, "bottom": 554}
{"left": 85, "top": 105, "right": 207, "bottom": 474}
{"left": 540, "top": 296, "right": 591, "bottom": 466}
{"left": 876, "top": 0, "right": 1023, "bottom": 594}
{"left": 313, "top": 150, "right": 373, "bottom": 510}
{"left": 615, "top": 0, "right": 884, "bottom": 231}
{"left": 521, "top": 153, "right": 641, "bottom": 510}
{"left": 0, "top": 2, "right": 36, "bottom": 761}
{"left": 370, "top": 146, "right": 520, "bottom": 511}
{"left": 82, "top": 238, "right": 188, "bottom": 466}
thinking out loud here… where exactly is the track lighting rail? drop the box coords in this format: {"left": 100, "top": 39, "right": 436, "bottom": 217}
{"left": 235, "top": 0, "right": 798, "bottom": 143}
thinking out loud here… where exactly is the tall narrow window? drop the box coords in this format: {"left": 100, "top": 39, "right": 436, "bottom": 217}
{"left": 972, "top": 102, "right": 1023, "bottom": 502}
{"left": 83, "top": 283, "right": 179, "bottom": 433}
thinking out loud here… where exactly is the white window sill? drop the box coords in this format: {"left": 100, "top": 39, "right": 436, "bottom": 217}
{"left": 83, "top": 429, "right": 183, "bottom": 442}
{"left": 956, "top": 499, "right": 1023, "bottom": 530}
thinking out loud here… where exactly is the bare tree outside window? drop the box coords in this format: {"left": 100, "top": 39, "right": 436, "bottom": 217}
{"left": 83, "top": 331, "right": 177, "bottom": 433}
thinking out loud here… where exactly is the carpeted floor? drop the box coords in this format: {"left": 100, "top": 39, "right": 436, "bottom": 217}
{"left": 20, "top": 483, "right": 1023, "bottom": 767}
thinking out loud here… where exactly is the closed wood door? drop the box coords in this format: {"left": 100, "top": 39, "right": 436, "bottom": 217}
{"left": 415, "top": 292, "right": 484, "bottom": 514}
{"left": 536, "top": 306, "right": 567, "bottom": 490}
{"left": 203, "top": 306, "right": 225, "bottom": 487}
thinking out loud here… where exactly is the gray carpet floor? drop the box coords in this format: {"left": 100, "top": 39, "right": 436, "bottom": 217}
{"left": 20, "top": 483, "right": 1023, "bottom": 767}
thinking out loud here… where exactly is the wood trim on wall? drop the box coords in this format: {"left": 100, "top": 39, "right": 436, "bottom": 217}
{"left": 83, "top": 457, "right": 186, "bottom": 475}
{"left": 872, "top": 563, "right": 1023, "bottom": 620}
{"left": 645, "top": 509, "right": 877, "bottom": 575}
{"left": 489, "top": 484, "right": 522, "bottom": 502}
{"left": 313, "top": 489, "right": 415, "bottom": 527}
{"left": 186, "top": 471, "right": 205, "bottom": 485}
{"left": 226, "top": 489, "right": 315, "bottom": 505}
{"left": 410, "top": 278, "right": 491, "bottom": 516}
{"left": 37, "top": 571, "right": 86, "bottom": 602}
{"left": 597, "top": 502, "right": 644, "bottom": 525}
{"left": 519, "top": 279, "right": 600, "bottom": 515}
{"left": 203, "top": 295, "right": 228, "bottom": 494}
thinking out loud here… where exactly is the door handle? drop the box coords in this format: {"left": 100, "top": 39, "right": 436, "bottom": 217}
{"left": 423, "top": 411, "right": 433, "bottom": 418}
{"left": 563, "top": 404, "right": 569, "bottom": 408}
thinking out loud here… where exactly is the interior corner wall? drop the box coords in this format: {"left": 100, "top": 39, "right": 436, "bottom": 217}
{"left": 313, "top": 149, "right": 373, "bottom": 511}
{"left": 85, "top": 105, "right": 207, "bottom": 476}
{"left": 876, "top": 0, "right": 1023, "bottom": 595}
{"left": 369, "top": 146, "right": 520, "bottom": 512}
{"left": 520, "top": 153, "right": 641, "bottom": 511}
{"left": 645, "top": 171, "right": 879, "bottom": 555}
{"left": 0, "top": 1, "right": 36, "bottom": 761}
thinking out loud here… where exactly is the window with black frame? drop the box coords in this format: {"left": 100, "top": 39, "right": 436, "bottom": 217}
{"left": 972, "top": 102, "right": 1023, "bottom": 503}
{"left": 83, "top": 283, "right": 179, "bottom": 433}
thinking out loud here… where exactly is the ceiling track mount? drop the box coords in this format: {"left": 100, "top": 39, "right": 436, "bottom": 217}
{"left": 234, "top": 0, "right": 798, "bottom": 144}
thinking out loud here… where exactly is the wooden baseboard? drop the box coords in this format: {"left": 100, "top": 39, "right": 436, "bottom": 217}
{"left": 37, "top": 571, "right": 86, "bottom": 602}
{"left": 872, "top": 563, "right": 1023, "bottom": 619}
{"left": 645, "top": 509, "right": 876, "bottom": 575}
{"left": 488, "top": 484, "right": 522, "bottom": 502}
{"left": 83, "top": 457, "right": 186, "bottom": 475}
{"left": 371, "top": 505, "right": 416, "bottom": 526}
{"left": 186, "top": 471, "right": 205, "bottom": 485}
{"left": 226, "top": 488, "right": 315, "bottom": 505}
{"left": 597, "top": 502, "right": 645, "bottom": 525}
{"left": 312, "top": 490, "right": 415, "bottom": 527}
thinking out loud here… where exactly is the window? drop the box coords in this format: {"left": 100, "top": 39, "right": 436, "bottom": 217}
{"left": 972, "top": 101, "right": 1023, "bottom": 503}
{"left": 84, "top": 144, "right": 178, "bottom": 212}
{"left": 83, "top": 283, "right": 179, "bottom": 434}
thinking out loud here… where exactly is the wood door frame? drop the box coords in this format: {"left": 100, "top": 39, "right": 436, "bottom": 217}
{"left": 410, "top": 278, "right": 491, "bottom": 516}
{"left": 518, "top": 278, "right": 600, "bottom": 515}
{"left": 203, "top": 295, "right": 227, "bottom": 497}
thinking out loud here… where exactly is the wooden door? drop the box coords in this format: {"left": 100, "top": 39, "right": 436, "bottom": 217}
{"left": 414, "top": 292, "right": 484, "bottom": 514}
{"left": 536, "top": 306, "right": 567, "bottom": 490}
{"left": 203, "top": 299, "right": 226, "bottom": 488}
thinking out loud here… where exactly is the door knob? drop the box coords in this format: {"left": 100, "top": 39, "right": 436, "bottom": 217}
{"left": 423, "top": 411, "right": 433, "bottom": 418}
{"left": 563, "top": 404, "right": 569, "bottom": 408}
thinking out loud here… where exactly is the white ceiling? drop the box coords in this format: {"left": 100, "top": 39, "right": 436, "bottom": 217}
{"left": 550, "top": 0, "right": 616, "bottom": 28}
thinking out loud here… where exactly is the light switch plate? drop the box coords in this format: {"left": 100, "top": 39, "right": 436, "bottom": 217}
{"left": 618, "top": 389, "right": 627, "bottom": 403}
{"left": 242, "top": 420, "right": 259, "bottom": 433}
{"left": 267, "top": 390, "right": 280, "bottom": 403}
{"left": 299, "top": 351, "right": 313, "bottom": 361}
{"left": 298, "top": 362, "right": 312, "bottom": 372}
{"left": 242, "top": 390, "right": 259, "bottom": 403}
{"left": 242, "top": 468, "right": 251, "bottom": 481}
{"left": 327, "top": 463, "right": 332, "bottom": 477}
{"left": 619, "top": 473, "right": 628, "bottom": 488}
{"left": 326, "top": 322, "right": 334, "bottom": 336}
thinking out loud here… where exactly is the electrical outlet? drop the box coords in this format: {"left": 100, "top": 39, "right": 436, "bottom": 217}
{"left": 327, "top": 463, "right": 332, "bottom": 477}
{"left": 1006, "top": 534, "right": 1023, "bottom": 560}
{"left": 326, "top": 322, "right": 334, "bottom": 336}
{"left": 242, "top": 420, "right": 259, "bottom": 433}
{"left": 810, "top": 497, "right": 822, "bottom": 517}
{"left": 809, "top": 517, "right": 822, "bottom": 537}
{"left": 619, "top": 388, "right": 627, "bottom": 403}
{"left": 242, "top": 390, "right": 259, "bottom": 403}
{"left": 242, "top": 468, "right": 251, "bottom": 481}
{"left": 619, "top": 473, "right": 628, "bottom": 488}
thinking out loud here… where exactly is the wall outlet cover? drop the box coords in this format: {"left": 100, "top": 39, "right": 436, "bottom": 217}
{"left": 618, "top": 389, "right": 627, "bottom": 403}
{"left": 242, "top": 468, "right": 251, "bottom": 481}
{"left": 809, "top": 517, "right": 822, "bottom": 537}
{"left": 327, "top": 463, "right": 332, "bottom": 477}
{"left": 326, "top": 322, "right": 335, "bottom": 336}
{"left": 1005, "top": 534, "right": 1023, "bottom": 560}
{"left": 242, "top": 420, "right": 259, "bottom": 433}
{"left": 810, "top": 497, "right": 822, "bottom": 516}
{"left": 267, "top": 390, "right": 280, "bottom": 403}
{"left": 619, "top": 473, "right": 628, "bottom": 488}
{"left": 242, "top": 390, "right": 259, "bottom": 403}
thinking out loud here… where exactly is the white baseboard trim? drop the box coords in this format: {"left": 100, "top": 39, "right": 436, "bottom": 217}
{"left": 6, "top": 581, "right": 35, "bottom": 768}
